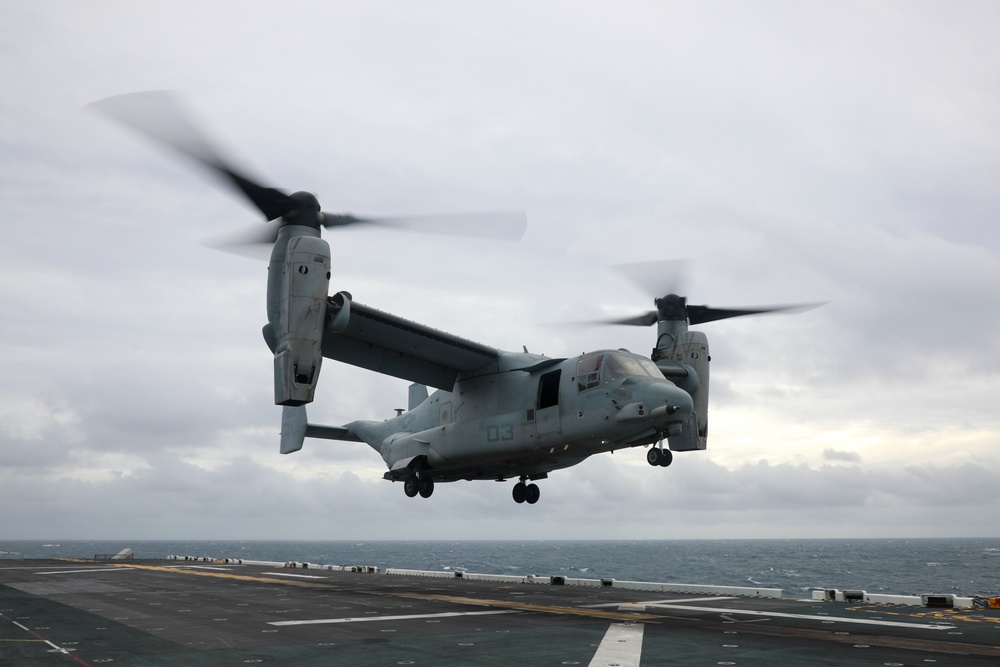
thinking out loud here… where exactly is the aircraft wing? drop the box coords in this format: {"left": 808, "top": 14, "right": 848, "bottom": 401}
{"left": 321, "top": 297, "right": 500, "bottom": 390}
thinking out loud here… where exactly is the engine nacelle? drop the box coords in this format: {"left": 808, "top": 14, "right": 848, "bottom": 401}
{"left": 272, "top": 235, "right": 331, "bottom": 406}
{"left": 656, "top": 330, "right": 709, "bottom": 451}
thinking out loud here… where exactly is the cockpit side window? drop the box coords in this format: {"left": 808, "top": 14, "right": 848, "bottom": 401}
{"left": 577, "top": 355, "right": 603, "bottom": 391}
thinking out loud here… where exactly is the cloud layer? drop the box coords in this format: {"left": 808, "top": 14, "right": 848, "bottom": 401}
{"left": 2, "top": 1, "right": 998, "bottom": 539}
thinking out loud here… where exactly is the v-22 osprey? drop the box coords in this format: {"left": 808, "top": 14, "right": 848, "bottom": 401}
{"left": 92, "top": 91, "right": 817, "bottom": 505}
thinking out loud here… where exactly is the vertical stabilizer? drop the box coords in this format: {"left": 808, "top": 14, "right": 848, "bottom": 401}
{"left": 280, "top": 406, "right": 308, "bottom": 454}
{"left": 408, "top": 384, "right": 429, "bottom": 411}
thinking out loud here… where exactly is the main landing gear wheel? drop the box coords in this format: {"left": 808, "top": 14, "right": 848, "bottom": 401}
{"left": 525, "top": 483, "right": 540, "bottom": 504}
{"left": 418, "top": 476, "right": 435, "bottom": 498}
{"left": 403, "top": 477, "right": 419, "bottom": 498}
{"left": 512, "top": 481, "right": 540, "bottom": 504}
{"left": 512, "top": 482, "right": 527, "bottom": 504}
{"left": 647, "top": 448, "right": 673, "bottom": 467}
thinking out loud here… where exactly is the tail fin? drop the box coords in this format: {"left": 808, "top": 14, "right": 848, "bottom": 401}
{"left": 280, "top": 406, "right": 360, "bottom": 454}
{"left": 408, "top": 384, "right": 429, "bottom": 411}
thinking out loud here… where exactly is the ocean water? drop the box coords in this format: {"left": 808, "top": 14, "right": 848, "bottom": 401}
{"left": 2, "top": 539, "right": 998, "bottom": 598}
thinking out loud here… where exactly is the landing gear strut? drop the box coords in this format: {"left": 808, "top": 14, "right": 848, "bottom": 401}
{"left": 647, "top": 445, "right": 673, "bottom": 467}
{"left": 512, "top": 478, "right": 540, "bottom": 504}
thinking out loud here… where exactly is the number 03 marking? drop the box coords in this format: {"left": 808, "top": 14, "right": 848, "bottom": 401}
{"left": 486, "top": 424, "right": 514, "bottom": 442}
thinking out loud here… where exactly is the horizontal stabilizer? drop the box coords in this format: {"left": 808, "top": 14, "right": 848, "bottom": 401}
{"left": 280, "top": 406, "right": 360, "bottom": 455}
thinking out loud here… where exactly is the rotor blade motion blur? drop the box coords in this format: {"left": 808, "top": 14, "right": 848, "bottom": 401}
{"left": 602, "top": 312, "right": 660, "bottom": 327}
{"left": 686, "top": 303, "right": 821, "bottom": 325}
{"left": 208, "top": 210, "right": 527, "bottom": 251}
{"left": 89, "top": 91, "right": 527, "bottom": 245}
{"left": 322, "top": 210, "right": 527, "bottom": 241}
{"left": 612, "top": 259, "right": 688, "bottom": 299}
{"left": 595, "top": 300, "right": 822, "bottom": 327}
{"left": 591, "top": 260, "right": 823, "bottom": 326}
{"left": 88, "top": 91, "right": 296, "bottom": 221}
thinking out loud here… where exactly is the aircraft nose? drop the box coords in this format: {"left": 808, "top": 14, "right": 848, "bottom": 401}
{"left": 645, "top": 380, "right": 693, "bottom": 419}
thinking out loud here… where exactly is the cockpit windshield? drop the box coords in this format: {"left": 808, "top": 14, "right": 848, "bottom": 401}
{"left": 577, "top": 352, "right": 660, "bottom": 391}
{"left": 604, "top": 353, "right": 659, "bottom": 382}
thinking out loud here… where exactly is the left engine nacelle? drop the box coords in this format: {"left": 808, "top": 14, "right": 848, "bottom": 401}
{"left": 272, "top": 235, "right": 331, "bottom": 406}
{"left": 655, "top": 329, "right": 709, "bottom": 452}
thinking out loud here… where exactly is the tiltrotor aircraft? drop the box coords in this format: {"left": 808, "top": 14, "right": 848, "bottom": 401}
{"left": 92, "top": 92, "right": 817, "bottom": 505}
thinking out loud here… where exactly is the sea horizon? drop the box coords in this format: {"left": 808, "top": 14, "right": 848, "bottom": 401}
{"left": 3, "top": 537, "right": 998, "bottom": 598}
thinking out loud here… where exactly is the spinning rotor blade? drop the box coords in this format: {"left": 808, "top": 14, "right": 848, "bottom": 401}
{"left": 203, "top": 219, "right": 285, "bottom": 249}
{"left": 612, "top": 259, "right": 688, "bottom": 299}
{"left": 207, "top": 210, "right": 527, "bottom": 250}
{"left": 88, "top": 91, "right": 296, "bottom": 221}
{"left": 602, "top": 311, "right": 660, "bottom": 327}
{"left": 90, "top": 91, "right": 528, "bottom": 245}
{"left": 686, "top": 303, "right": 819, "bottom": 325}
{"left": 321, "top": 210, "right": 527, "bottom": 241}
{"left": 592, "top": 259, "right": 823, "bottom": 326}
{"left": 595, "top": 300, "right": 822, "bottom": 327}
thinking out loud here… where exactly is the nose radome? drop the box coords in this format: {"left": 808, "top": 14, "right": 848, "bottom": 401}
{"left": 645, "top": 381, "right": 694, "bottom": 418}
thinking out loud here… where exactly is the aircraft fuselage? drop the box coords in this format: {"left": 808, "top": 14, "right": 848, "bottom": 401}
{"left": 346, "top": 349, "right": 694, "bottom": 483}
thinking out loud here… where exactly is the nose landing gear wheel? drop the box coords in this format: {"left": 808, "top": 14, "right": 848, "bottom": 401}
{"left": 647, "top": 447, "right": 673, "bottom": 467}
{"left": 418, "top": 476, "right": 435, "bottom": 498}
{"left": 403, "top": 477, "right": 419, "bottom": 498}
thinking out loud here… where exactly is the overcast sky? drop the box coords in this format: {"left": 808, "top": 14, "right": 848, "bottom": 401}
{"left": 2, "top": 1, "right": 999, "bottom": 541}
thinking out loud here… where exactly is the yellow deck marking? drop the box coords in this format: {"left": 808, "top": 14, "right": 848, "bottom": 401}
{"left": 110, "top": 563, "right": 343, "bottom": 590}
{"left": 108, "top": 563, "right": 657, "bottom": 622}
{"left": 846, "top": 605, "right": 1000, "bottom": 626}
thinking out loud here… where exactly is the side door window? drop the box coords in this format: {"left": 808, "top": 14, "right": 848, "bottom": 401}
{"left": 537, "top": 370, "right": 561, "bottom": 409}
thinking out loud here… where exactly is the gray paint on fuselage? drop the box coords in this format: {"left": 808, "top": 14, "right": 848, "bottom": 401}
{"left": 345, "top": 351, "right": 693, "bottom": 483}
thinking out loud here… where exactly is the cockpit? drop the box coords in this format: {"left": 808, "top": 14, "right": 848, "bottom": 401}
{"left": 576, "top": 351, "right": 662, "bottom": 391}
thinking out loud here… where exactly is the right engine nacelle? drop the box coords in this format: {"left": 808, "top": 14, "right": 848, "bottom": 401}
{"left": 272, "top": 234, "right": 331, "bottom": 406}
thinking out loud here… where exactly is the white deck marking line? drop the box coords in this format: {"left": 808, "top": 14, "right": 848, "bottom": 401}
{"left": 1, "top": 567, "right": 88, "bottom": 571}
{"left": 262, "top": 572, "right": 328, "bottom": 580}
{"left": 589, "top": 623, "right": 644, "bottom": 667}
{"left": 269, "top": 610, "right": 517, "bottom": 626}
{"left": 164, "top": 565, "right": 232, "bottom": 571}
{"left": 35, "top": 568, "right": 127, "bottom": 575}
{"left": 721, "top": 614, "right": 769, "bottom": 623}
{"left": 645, "top": 603, "right": 956, "bottom": 630}
{"left": 589, "top": 596, "right": 738, "bottom": 608}
{"left": 646, "top": 597, "right": 738, "bottom": 605}
{"left": 5, "top": 617, "right": 76, "bottom": 656}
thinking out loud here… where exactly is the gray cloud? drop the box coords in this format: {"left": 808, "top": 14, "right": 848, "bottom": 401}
{"left": 823, "top": 449, "right": 862, "bottom": 464}
{"left": 2, "top": 1, "right": 999, "bottom": 540}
